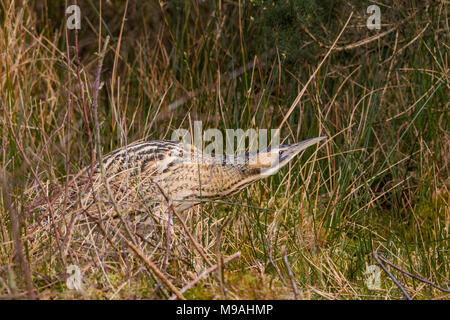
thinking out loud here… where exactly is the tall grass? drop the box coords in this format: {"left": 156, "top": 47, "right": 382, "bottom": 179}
{"left": 0, "top": 0, "right": 448, "bottom": 299}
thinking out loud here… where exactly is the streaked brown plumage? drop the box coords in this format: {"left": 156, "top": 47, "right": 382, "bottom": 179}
{"left": 47, "top": 136, "right": 326, "bottom": 221}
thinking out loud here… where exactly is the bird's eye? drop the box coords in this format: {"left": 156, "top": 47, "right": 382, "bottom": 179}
{"left": 278, "top": 150, "right": 289, "bottom": 161}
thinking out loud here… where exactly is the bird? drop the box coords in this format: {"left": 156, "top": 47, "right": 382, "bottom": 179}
{"left": 36, "top": 136, "right": 326, "bottom": 225}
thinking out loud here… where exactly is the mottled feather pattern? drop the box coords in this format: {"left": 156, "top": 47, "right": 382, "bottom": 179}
{"left": 57, "top": 141, "right": 257, "bottom": 216}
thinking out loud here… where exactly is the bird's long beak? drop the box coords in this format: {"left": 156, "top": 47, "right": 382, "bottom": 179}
{"left": 258, "top": 136, "right": 327, "bottom": 177}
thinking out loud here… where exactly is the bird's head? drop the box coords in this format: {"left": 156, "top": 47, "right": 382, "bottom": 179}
{"left": 245, "top": 136, "right": 327, "bottom": 178}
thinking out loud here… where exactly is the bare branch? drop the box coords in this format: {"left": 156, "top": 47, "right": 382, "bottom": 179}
{"left": 282, "top": 245, "right": 299, "bottom": 300}
{"left": 373, "top": 251, "right": 412, "bottom": 300}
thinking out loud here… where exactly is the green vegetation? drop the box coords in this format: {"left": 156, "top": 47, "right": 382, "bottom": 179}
{"left": 0, "top": 0, "right": 448, "bottom": 299}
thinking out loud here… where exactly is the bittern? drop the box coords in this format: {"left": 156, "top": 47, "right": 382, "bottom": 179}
{"left": 47, "top": 136, "right": 326, "bottom": 221}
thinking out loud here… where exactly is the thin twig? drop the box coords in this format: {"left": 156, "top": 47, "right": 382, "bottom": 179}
{"left": 302, "top": 24, "right": 397, "bottom": 52}
{"left": 373, "top": 251, "right": 412, "bottom": 300}
{"left": 74, "top": 27, "right": 95, "bottom": 180}
{"left": 91, "top": 34, "right": 110, "bottom": 222}
{"left": 281, "top": 245, "right": 299, "bottom": 300}
{"left": 378, "top": 254, "right": 450, "bottom": 293}
{"left": 266, "top": 237, "right": 287, "bottom": 286}
{"left": 90, "top": 36, "right": 137, "bottom": 246}
{"left": 63, "top": 0, "right": 74, "bottom": 242}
